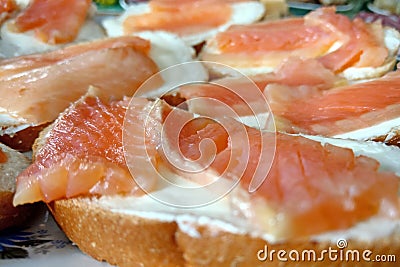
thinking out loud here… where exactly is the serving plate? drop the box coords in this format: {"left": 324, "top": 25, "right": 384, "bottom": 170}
{"left": 0, "top": 206, "right": 113, "bottom": 267}
{"left": 288, "top": 0, "right": 368, "bottom": 16}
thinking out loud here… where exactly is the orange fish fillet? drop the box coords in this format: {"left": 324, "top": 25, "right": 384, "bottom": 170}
{"left": 11, "top": 0, "right": 91, "bottom": 44}
{"left": 0, "top": 36, "right": 159, "bottom": 127}
{"left": 267, "top": 70, "right": 400, "bottom": 136}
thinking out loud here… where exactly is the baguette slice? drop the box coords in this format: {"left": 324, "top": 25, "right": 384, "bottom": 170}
{"left": 23, "top": 95, "right": 400, "bottom": 266}
{"left": 46, "top": 135, "right": 400, "bottom": 267}
{"left": 50, "top": 197, "right": 400, "bottom": 267}
{"left": 0, "top": 143, "right": 33, "bottom": 230}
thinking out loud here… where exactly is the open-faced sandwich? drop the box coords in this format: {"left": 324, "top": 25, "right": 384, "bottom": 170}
{"left": 103, "top": 0, "right": 266, "bottom": 46}
{"left": 0, "top": 0, "right": 106, "bottom": 57}
{"left": 11, "top": 89, "right": 400, "bottom": 266}
{"left": 200, "top": 7, "right": 400, "bottom": 81}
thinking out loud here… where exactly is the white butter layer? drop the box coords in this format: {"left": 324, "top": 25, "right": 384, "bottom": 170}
{"left": 96, "top": 137, "right": 400, "bottom": 244}
{"left": 0, "top": 113, "right": 32, "bottom": 135}
{"left": 334, "top": 117, "right": 400, "bottom": 141}
{"left": 97, "top": 191, "right": 400, "bottom": 244}
{"left": 303, "top": 134, "right": 400, "bottom": 175}
{"left": 134, "top": 31, "right": 209, "bottom": 98}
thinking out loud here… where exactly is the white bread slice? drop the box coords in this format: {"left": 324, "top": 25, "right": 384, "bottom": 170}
{"left": 50, "top": 197, "right": 400, "bottom": 267}
{"left": 0, "top": 142, "right": 33, "bottom": 230}
{"left": 102, "top": 1, "right": 265, "bottom": 46}
{"left": 45, "top": 136, "right": 400, "bottom": 267}
{"left": 200, "top": 26, "right": 400, "bottom": 81}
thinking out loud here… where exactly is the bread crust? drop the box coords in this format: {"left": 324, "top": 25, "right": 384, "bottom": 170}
{"left": 0, "top": 192, "right": 34, "bottom": 230}
{"left": 50, "top": 198, "right": 185, "bottom": 267}
{"left": 51, "top": 198, "right": 400, "bottom": 267}
{"left": 176, "top": 226, "right": 400, "bottom": 267}
{"left": 373, "top": 126, "right": 400, "bottom": 147}
{"left": 0, "top": 123, "right": 50, "bottom": 152}
{"left": 0, "top": 143, "right": 33, "bottom": 230}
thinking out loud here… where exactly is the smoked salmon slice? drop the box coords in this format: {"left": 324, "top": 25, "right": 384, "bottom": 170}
{"left": 201, "top": 7, "right": 391, "bottom": 76}
{"left": 0, "top": 0, "right": 16, "bottom": 13}
{"left": 10, "top": 0, "right": 91, "bottom": 44}
{"left": 0, "top": 36, "right": 159, "bottom": 129}
{"left": 164, "top": 109, "right": 399, "bottom": 237}
{"left": 248, "top": 132, "right": 399, "bottom": 238}
{"left": 307, "top": 7, "right": 388, "bottom": 72}
{"left": 174, "top": 58, "right": 342, "bottom": 124}
{"left": 0, "top": 36, "right": 152, "bottom": 76}
{"left": 14, "top": 94, "right": 160, "bottom": 205}
{"left": 123, "top": 0, "right": 233, "bottom": 36}
{"left": 14, "top": 94, "right": 399, "bottom": 239}
{"left": 267, "top": 70, "right": 400, "bottom": 137}
{"left": 165, "top": 111, "right": 399, "bottom": 238}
